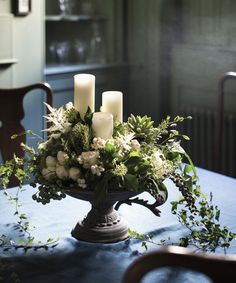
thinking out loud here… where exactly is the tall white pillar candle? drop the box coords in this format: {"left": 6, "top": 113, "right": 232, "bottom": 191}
{"left": 92, "top": 112, "right": 113, "bottom": 140}
{"left": 101, "top": 91, "right": 123, "bottom": 123}
{"left": 74, "top": 74, "right": 95, "bottom": 119}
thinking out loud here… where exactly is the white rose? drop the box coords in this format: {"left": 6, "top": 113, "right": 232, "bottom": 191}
{"left": 46, "top": 156, "right": 57, "bottom": 167}
{"left": 56, "top": 165, "right": 69, "bottom": 179}
{"left": 47, "top": 166, "right": 56, "bottom": 173}
{"left": 57, "top": 151, "right": 69, "bottom": 165}
{"left": 131, "top": 139, "right": 140, "bottom": 151}
{"left": 69, "top": 167, "right": 81, "bottom": 181}
{"left": 42, "top": 168, "right": 55, "bottom": 180}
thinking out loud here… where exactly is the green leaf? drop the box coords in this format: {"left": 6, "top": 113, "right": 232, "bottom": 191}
{"left": 105, "top": 143, "right": 116, "bottom": 156}
{"left": 184, "top": 164, "right": 193, "bottom": 174}
{"left": 124, "top": 174, "right": 139, "bottom": 190}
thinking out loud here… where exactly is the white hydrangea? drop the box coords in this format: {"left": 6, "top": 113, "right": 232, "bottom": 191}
{"left": 152, "top": 151, "right": 173, "bottom": 179}
{"left": 69, "top": 167, "right": 81, "bottom": 181}
{"left": 91, "top": 164, "right": 105, "bottom": 176}
{"left": 56, "top": 165, "right": 69, "bottom": 179}
{"left": 57, "top": 151, "right": 69, "bottom": 165}
{"left": 78, "top": 151, "right": 99, "bottom": 169}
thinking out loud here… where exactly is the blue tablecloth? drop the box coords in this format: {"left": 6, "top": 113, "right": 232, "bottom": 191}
{"left": 1, "top": 167, "right": 236, "bottom": 282}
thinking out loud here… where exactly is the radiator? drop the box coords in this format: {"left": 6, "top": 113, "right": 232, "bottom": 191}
{"left": 178, "top": 107, "right": 236, "bottom": 178}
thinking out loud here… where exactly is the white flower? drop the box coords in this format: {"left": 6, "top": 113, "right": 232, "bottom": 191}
{"left": 131, "top": 139, "right": 140, "bottom": 151}
{"left": 91, "top": 165, "right": 105, "bottom": 176}
{"left": 77, "top": 178, "right": 87, "bottom": 189}
{"left": 91, "top": 137, "right": 106, "bottom": 150}
{"left": 117, "top": 133, "right": 135, "bottom": 151}
{"left": 78, "top": 151, "right": 99, "bottom": 169}
{"left": 57, "top": 151, "right": 69, "bottom": 165}
{"left": 50, "top": 133, "right": 61, "bottom": 140}
{"left": 171, "top": 142, "right": 185, "bottom": 154}
{"left": 43, "top": 103, "right": 71, "bottom": 134}
{"left": 69, "top": 167, "right": 81, "bottom": 181}
{"left": 42, "top": 167, "right": 56, "bottom": 180}
{"left": 66, "top": 102, "right": 74, "bottom": 110}
{"left": 151, "top": 151, "right": 173, "bottom": 179}
{"left": 46, "top": 156, "right": 57, "bottom": 167}
{"left": 61, "top": 122, "right": 72, "bottom": 134}
{"left": 38, "top": 141, "right": 47, "bottom": 150}
{"left": 56, "top": 165, "right": 69, "bottom": 179}
{"left": 152, "top": 151, "right": 163, "bottom": 169}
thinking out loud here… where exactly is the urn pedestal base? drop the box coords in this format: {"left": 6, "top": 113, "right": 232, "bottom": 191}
{"left": 67, "top": 191, "right": 138, "bottom": 244}
{"left": 71, "top": 211, "right": 129, "bottom": 243}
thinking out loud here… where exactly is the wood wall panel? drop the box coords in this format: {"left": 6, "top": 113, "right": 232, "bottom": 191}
{"left": 127, "top": 0, "right": 162, "bottom": 122}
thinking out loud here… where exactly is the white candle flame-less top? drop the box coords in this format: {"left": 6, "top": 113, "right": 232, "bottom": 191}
{"left": 92, "top": 112, "right": 113, "bottom": 140}
{"left": 74, "top": 74, "right": 95, "bottom": 119}
{"left": 101, "top": 91, "right": 123, "bottom": 123}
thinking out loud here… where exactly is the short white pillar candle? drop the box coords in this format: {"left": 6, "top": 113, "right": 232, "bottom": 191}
{"left": 92, "top": 112, "right": 113, "bottom": 140}
{"left": 74, "top": 74, "right": 95, "bottom": 119}
{"left": 101, "top": 91, "right": 123, "bottom": 123}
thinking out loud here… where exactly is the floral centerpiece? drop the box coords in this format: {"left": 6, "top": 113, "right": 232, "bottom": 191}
{"left": 1, "top": 74, "right": 235, "bottom": 249}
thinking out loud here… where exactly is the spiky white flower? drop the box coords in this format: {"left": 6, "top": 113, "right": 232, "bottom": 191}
{"left": 117, "top": 133, "right": 135, "bottom": 151}
{"left": 43, "top": 103, "right": 71, "bottom": 134}
{"left": 65, "top": 102, "right": 74, "bottom": 110}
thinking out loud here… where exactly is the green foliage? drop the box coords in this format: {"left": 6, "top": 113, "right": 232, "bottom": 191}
{"left": 0, "top": 102, "right": 235, "bottom": 254}
{"left": 70, "top": 122, "right": 91, "bottom": 152}
{"left": 127, "top": 114, "right": 154, "bottom": 141}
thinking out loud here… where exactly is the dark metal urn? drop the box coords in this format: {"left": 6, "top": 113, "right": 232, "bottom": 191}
{"left": 66, "top": 190, "right": 140, "bottom": 243}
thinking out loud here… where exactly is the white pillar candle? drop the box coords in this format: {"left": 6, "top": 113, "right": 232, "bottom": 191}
{"left": 92, "top": 112, "right": 113, "bottom": 140}
{"left": 74, "top": 74, "right": 95, "bottom": 119}
{"left": 101, "top": 91, "right": 123, "bottom": 123}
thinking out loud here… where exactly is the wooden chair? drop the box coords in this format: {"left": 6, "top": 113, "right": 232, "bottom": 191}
{"left": 123, "top": 246, "right": 236, "bottom": 283}
{"left": 216, "top": 72, "right": 236, "bottom": 173}
{"left": 0, "top": 83, "right": 53, "bottom": 186}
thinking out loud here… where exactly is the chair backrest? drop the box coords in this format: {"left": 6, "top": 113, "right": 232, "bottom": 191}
{"left": 216, "top": 72, "right": 236, "bottom": 173}
{"left": 0, "top": 83, "right": 53, "bottom": 186}
{"left": 123, "top": 246, "right": 236, "bottom": 283}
